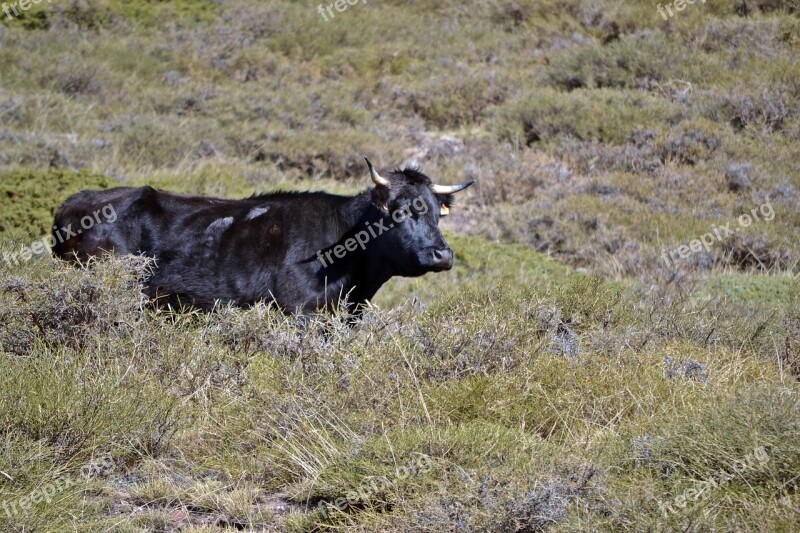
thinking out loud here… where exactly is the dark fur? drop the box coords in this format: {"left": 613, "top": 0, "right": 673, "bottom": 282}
{"left": 52, "top": 168, "right": 460, "bottom": 314}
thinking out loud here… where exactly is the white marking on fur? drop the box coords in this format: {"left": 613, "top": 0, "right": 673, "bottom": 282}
{"left": 205, "top": 216, "right": 234, "bottom": 246}
{"left": 246, "top": 206, "right": 270, "bottom": 220}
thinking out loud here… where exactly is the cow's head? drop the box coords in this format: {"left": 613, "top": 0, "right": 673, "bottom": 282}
{"left": 364, "top": 158, "right": 474, "bottom": 277}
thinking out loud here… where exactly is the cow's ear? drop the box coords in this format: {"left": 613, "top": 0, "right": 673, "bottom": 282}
{"left": 437, "top": 194, "right": 454, "bottom": 217}
{"left": 371, "top": 185, "right": 390, "bottom": 212}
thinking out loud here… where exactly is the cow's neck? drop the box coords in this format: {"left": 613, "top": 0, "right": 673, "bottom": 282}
{"left": 321, "top": 192, "right": 391, "bottom": 311}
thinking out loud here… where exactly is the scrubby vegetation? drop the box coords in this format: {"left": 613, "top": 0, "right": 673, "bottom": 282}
{"left": 0, "top": 255, "right": 797, "bottom": 531}
{"left": 0, "top": 0, "right": 798, "bottom": 531}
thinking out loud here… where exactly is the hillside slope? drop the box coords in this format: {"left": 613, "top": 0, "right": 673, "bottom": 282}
{"left": 1, "top": 1, "right": 799, "bottom": 531}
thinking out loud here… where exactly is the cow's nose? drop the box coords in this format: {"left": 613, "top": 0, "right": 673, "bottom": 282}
{"left": 432, "top": 247, "right": 453, "bottom": 270}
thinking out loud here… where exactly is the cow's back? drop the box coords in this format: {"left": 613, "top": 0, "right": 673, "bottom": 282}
{"left": 51, "top": 185, "right": 308, "bottom": 308}
{"left": 53, "top": 185, "right": 226, "bottom": 258}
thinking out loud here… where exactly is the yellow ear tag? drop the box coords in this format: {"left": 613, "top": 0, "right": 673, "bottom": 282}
{"left": 440, "top": 204, "right": 449, "bottom": 216}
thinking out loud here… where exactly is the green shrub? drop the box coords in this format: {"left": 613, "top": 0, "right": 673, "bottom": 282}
{"left": 0, "top": 169, "right": 112, "bottom": 236}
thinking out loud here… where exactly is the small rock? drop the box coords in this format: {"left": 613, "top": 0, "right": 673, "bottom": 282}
{"left": 772, "top": 181, "right": 797, "bottom": 200}
{"left": 664, "top": 356, "right": 708, "bottom": 382}
{"left": 197, "top": 141, "right": 218, "bottom": 158}
{"left": 403, "top": 132, "right": 465, "bottom": 165}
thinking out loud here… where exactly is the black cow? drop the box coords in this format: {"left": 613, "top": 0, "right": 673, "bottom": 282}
{"left": 52, "top": 159, "right": 474, "bottom": 313}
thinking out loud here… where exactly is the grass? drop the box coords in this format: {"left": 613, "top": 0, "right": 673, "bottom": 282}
{"left": 0, "top": 256, "right": 797, "bottom": 531}
{"left": 0, "top": 0, "right": 799, "bottom": 530}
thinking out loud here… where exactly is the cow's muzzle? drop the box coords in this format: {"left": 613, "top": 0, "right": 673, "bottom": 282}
{"left": 429, "top": 247, "right": 453, "bottom": 271}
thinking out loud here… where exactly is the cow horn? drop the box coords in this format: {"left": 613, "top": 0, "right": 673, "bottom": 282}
{"left": 431, "top": 180, "right": 476, "bottom": 194}
{"left": 365, "top": 158, "right": 389, "bottom": 187}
